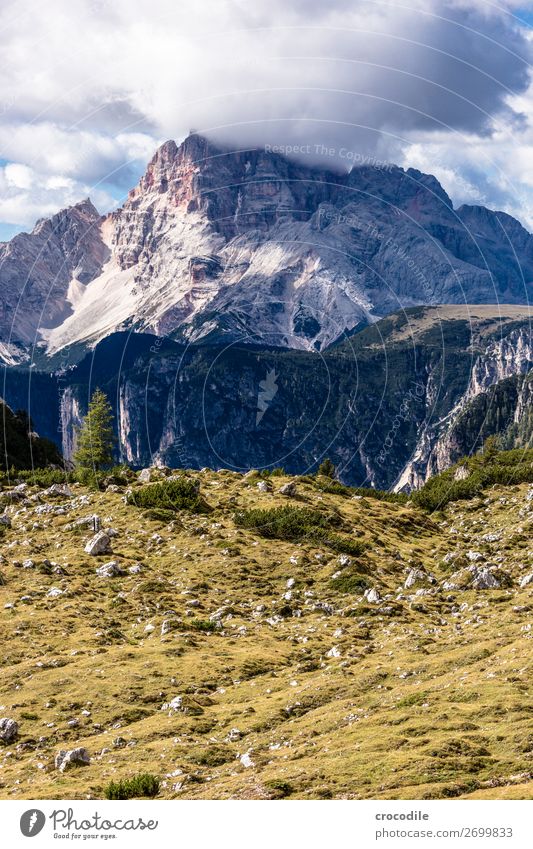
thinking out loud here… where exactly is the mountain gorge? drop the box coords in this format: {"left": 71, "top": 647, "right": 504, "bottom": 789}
{"left": 1, "top": 306, "right": 530, "bottom": 491}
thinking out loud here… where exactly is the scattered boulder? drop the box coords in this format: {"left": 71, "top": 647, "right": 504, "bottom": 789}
{"left": 519, "top": 573, "right": 533, "bottom": 588}
{"left": 471, "top": 568, "right": 502, "bottom": 590}
{"left": 278, "top": 481, "right": 297, "bottom": 497}
{"left": 138, "top": 468, "right": 152, "bottom": 483}
{"left": 161, "top": 618, "right": 182, "bottom": 635}
{"left": 454, "top": 464, "right": 470, "bottom": 481}
{"left": 95, "top": 561, "right": 126, "bottom": 578}
{"left": 239, "top": 751, "right": 255, "bottom": 768}
{"left": 364, "top": 587, "right": 381, "bottom": 604}
{"left": 481, "top": 532, "right": 502, "bottom": 543}
{"left": 0, "top": 490, "right": 26, "bottom": 504}
{"left": 161, "top": 696, "right": 183, "bottom": 712}
{"left": 443, "top": 565, "right": 511, "bottom": 591}
{"left": 404, "top": 568, "right": 435, "bottom": 589}
{"left": 43, "top": 484, "right": 72, "bottom": 499}
{"left": 209, "top": 605, "right": 233, "bottom": 622}
{"left": 256, "top": 480, "right": 272, "bottom": 493}
{"left": 326, "top": 645, "right": 342, "bottom": 658}
{"left": 0, "top": 514, "right": 11, "bottom": 528}
{"left": 466, "top": 551, "right": 483, "bottom": 563}
{"left": 227, "top": 728, "right": 242, "bottom": 742}
{"left": 84, "top": 531, "right": 111, "bottom": 556}
{"left": 54, "top": 747, "right": 90, "bottom": 772}
{"left": 0, "top": 717, "right": 19, "bottom": 743}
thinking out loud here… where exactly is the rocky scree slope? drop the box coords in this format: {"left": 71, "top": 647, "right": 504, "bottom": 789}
{"left": 0, "top": 466, "right": 532, "bottom": 800}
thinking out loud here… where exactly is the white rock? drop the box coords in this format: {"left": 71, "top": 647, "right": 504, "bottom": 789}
{"left": 227, "top": 728, "right": 242, "bottom": 742}
{"left": 326, "top": 645, "right": 342, "bottom": 658}
{"left": 0, "top": 717, "right": 18, "bottom": 743}
{"left": 95, "top": 561, "right": 125, "bottom": 578}
{"left": 364, "top": 587, "right": 381, "bottom": 604}
{"left": 471, "top": 568, "right": 501, "bottom": 590}
{"left": 84, "top": 531, "right": 111, "bottom": 556}
{"left": 161, "top": 696, "right": 183, "bottom": 712}
{"left": 239, "top": 751, "right": 255, "bottom": 768}
{"left": 466, "top": 551, "right": 483, "bottom": 562}
{"left": 55, "top": 747, "right": 90, "bottom": 772}
{"left": 404, "top": 568, "right": 434, "bottom": 589}
{"left": 519, "top": 573, "right": 533, "bottom": 588}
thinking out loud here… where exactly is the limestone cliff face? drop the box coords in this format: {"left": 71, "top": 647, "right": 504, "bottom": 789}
{"left": 395, "top": 327, "right": 533, "bottom": 490}
{"left": 59, "top": 386, "right": 84, "bottom": 461}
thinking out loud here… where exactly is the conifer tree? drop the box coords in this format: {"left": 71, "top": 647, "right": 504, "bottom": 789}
{"left": 317, "top": 457, "right": 336, "bottom": 478}
{"left": 74, "top": 389, "right": 115, "bottom": 470}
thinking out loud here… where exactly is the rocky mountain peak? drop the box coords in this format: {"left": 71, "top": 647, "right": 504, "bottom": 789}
{"left": 2, "top": 132, "right": 533, "bottom": 359}
{"left": 32, "top": 197, "right": 101, "bottom": 238}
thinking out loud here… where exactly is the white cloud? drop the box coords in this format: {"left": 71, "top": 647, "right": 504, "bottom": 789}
{"left": 0, "top": 0, "right": 532, "bottom": 229}
{"left": 0, "top": 162, "right": 117, "bottom": 228}
{"left": 4, "top": 163, "right": 34, "bottom": 190}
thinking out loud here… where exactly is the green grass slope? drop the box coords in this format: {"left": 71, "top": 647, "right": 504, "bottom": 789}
{"left": 0, "top": 465, "right": 532, "bottom": 800}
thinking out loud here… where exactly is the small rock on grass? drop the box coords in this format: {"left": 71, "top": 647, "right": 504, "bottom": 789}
{"left": 96, "top": 561, "right": 126, "bottom": 578}
{"left": 0, "top": 717, "right": 19, "bottom": 743}
{"left": 54, "top": 747, "right": 90, "bottom": 772}
{"left": 84, "top": 531, "right": 111, "bottom": 556}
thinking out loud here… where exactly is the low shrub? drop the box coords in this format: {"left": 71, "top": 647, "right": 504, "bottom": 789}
{"left": 234, "top": 505, "right": 365, "bottom": 557}
{"left": 0, "top": 467, "right": 70, "bottom": 488}
{"left": 330, "top": 573, "right": 369, "bottom": 593}
{"left": 234, "top": 505, "right": 340, "bottom": 540}
{"left": 127, "top": 477, "right": 209, "bottom": 513}
{"left": 188, "top": 619, "right": 218, "bottom": 632}
{"left": 314, "top": 476, "right": 408, "bottom": 504}
{"left": 189, "top": 745, "right": 232, "bottom": 766}
{"left": 413, "top": 447, "right": 533, "bottom": 512}
{"left": 142, "top": 508, "right": 177, "bottom": 523}
{"left": 104, "top": 773, "right": 160, "bottom": 800}
{"left": 265, "top": 779, "right": 294, "bottom": 798}
{"left": 313, "top": 530, "right": 366, "bottom": 556}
